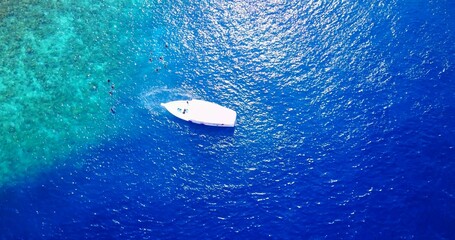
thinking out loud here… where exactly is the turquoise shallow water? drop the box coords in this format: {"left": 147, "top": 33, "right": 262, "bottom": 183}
{"left": 1, "top": 0, "right": 455, "bottom": 239}
{"left": 0, "top": 0, "right": 141, "bottom": 185}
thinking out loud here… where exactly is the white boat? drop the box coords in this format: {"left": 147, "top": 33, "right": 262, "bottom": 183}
{"left": 160, "top": 99, "right": 237, "bottom": 127}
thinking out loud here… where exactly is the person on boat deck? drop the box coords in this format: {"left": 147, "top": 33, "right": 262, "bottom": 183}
{"left": 183, "top": 109, "right": 187, "bottom": 114}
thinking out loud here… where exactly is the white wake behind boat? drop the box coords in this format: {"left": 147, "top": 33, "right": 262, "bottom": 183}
{"left": 160, "top": 99, "right": 237, "bottom": 127}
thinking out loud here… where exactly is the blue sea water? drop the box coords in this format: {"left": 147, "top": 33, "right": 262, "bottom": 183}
{"left": 1, "top": 0, "right": 455, "bottom": 239}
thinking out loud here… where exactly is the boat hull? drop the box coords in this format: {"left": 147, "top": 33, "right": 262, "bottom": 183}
{"left": 161, "top": 100, "right": 237, "bottom": 127}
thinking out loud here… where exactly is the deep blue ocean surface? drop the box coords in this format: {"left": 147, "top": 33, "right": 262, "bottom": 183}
{"left": 1, "top": 0, "right": 455, "bottom": 239}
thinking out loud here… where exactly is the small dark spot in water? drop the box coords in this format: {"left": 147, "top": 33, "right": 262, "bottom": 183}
{"left": 159, "top": 57, "right": 163, "bottom": 61}
{"left": 155, "top": 68, "right": 160, "bottom": 72}
{"left": 110, "top": 107, "right": 116, "bottom": 114}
